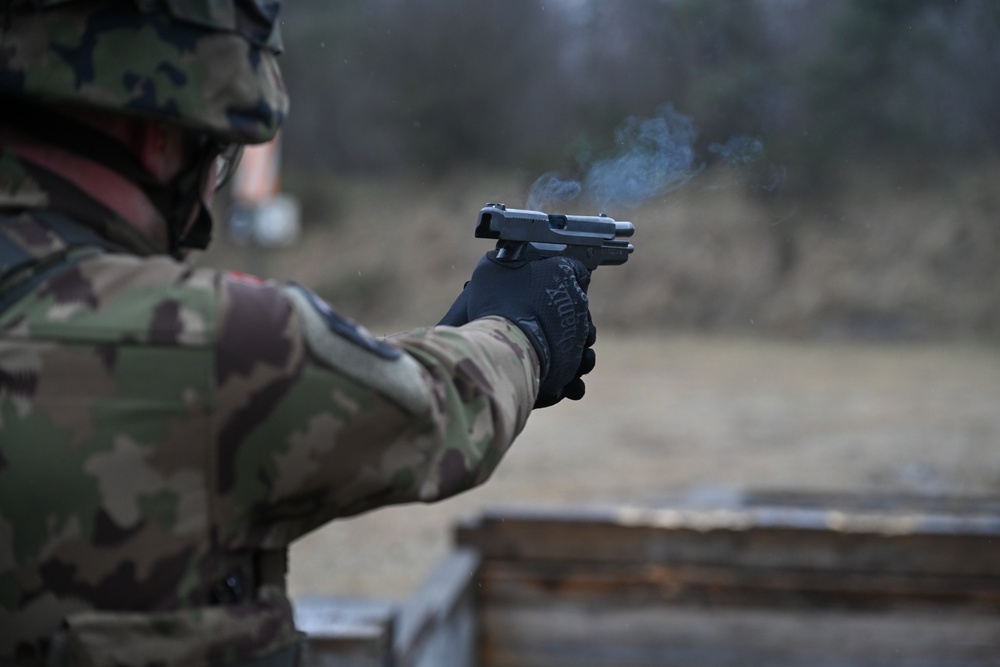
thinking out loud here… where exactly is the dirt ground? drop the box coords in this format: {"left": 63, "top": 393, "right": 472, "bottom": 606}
{"left": 287, "top": 332, "right": 1000, "bottom": 602}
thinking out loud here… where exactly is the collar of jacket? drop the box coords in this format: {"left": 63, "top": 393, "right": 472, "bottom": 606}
{"left": 0, "top": 147, "right": 165, "bottom": 257}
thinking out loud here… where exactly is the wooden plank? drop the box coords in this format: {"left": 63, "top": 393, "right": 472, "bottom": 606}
{"left": 459, "top": 496, "right": 1000, "bottom": 666}
{"left": 740, "top": 491, "right": 1000, "bottom": 516}
{"left": 393, "top": 548, "right": 480, "bottom": 667}
{"left": 477, "top": 560, "right": 1000, "bottom": 610}
{"left": 480, "top": 603, "right": 1000, "bottom": 667}
{"left": 455, "top": 501, "right": 1000, "bottom": 577}
{"left": 294, "top": 598, "right": 395, "bottom": 667}
{"left": 292, "top": 551, "right": 481, "bottom": 667}
{"left": 292, "top": 495, "right": 1000, "bottom": 666}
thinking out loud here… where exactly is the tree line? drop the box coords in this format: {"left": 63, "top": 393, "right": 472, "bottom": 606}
{"left": 277, "top": 0, "right": 1000, "bottom": 194}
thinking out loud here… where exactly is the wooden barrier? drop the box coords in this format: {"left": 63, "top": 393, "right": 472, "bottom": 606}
{"left": 295, "top": 548, "right": 479, "bottom": 667}
{"left": 458, "top": 493, "right": 1000, "bottom": 667}
{"left": 296, "top": 493, "right": 1000, "bottom": 666}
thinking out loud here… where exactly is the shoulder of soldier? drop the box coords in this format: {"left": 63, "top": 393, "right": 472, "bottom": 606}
{"left": 0, "top": 248, "right": 224, "bottom": 346}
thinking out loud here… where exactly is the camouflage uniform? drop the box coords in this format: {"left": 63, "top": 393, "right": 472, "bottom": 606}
{"left": 0, "top": 1, "right": 541, "bottom": 664}
{"left": 0, "top": 150, "right": 540, "bottom": 664}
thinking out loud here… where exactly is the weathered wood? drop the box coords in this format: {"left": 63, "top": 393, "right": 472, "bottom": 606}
{"left": 457, "top": 494, "right": 1000, "bottom": 667}
{"left": 294, "top": 598, "right": 395, "bottom": 667}
{"left": 478, "top": 560, "right": 1000, "bottom": 610}
{"left": 455, "top": 499, "right": 1000, "bottom": 578}
{"left": 293, "top": 550, "right": 480, "bottom": 667}
{"left": 394, "top": 548, "right": 480, "bottom": 667}
{"left": 481, "top": 604, "right": 1000, "bottom": 667}
{"left": 294, "top": 494, "right": 1000, "bottom": 666}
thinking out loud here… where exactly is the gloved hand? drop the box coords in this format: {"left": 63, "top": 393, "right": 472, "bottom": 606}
{"left": 439, "top": 252, "right": 597, "bottom": 408}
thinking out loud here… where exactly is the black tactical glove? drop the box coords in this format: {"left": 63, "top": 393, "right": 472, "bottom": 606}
{"left": 439, "top": 252, "right": 597, "bottom": 408}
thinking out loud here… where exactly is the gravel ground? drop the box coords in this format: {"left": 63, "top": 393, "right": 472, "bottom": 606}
{"left": 288, "top": 333, "right": 1000, "bottom": 602}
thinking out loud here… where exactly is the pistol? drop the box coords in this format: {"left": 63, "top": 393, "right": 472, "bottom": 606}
{"left": 476, "top": 204, "right": 634, "bottom": 271}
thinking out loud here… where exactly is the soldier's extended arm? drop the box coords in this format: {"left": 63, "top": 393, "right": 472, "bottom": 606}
{"left": 213, "top": 276, "right": 539, "bottom": 546}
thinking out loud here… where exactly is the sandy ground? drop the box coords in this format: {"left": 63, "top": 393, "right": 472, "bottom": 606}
{"left": 287, "top": 332, "right": 1000, "bottom": 602}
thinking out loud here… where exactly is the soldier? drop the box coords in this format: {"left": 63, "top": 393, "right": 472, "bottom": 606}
{"left": 0, "top": 1, "right": 596, "bottom": 665}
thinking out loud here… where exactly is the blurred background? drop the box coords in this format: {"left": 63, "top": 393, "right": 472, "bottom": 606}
{"left": 196, "top": 0, "right": 1000, "bottom": 600}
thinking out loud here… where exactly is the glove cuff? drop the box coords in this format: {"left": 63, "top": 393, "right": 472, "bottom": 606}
{"left": 512, "top": 317, "right": 551, "bottom": 384}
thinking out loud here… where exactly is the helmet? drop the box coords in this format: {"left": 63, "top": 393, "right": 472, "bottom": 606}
{"left": 0, "top": 0, "right": 289, "bottom": 145}
{"left": 0, "top": 0, "right": 290, "bottom": 253}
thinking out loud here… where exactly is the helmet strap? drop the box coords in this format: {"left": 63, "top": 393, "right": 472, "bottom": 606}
{"left": 0, "top": 100, "right": 217, "bottom": 258}
{"left": 160, "top": 140, "right": 221, "bottom": 255}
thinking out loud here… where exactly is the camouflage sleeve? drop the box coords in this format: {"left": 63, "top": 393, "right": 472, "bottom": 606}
{"left": 212, "top": 275, "right": 539, "bottom": 549}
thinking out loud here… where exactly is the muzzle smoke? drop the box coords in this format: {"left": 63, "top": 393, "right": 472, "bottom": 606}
{"left": 527, "top": 103, "right": 780, "bottom": 211}
{"left": 708, "top": 135, "right": 764, "bottom": 165}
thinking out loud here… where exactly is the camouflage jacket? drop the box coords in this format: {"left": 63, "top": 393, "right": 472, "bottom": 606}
{"left": 0, "top": 151, "right": 540, "bottom": 665}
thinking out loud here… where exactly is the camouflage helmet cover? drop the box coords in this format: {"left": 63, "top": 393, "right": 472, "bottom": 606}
{"left": 0, "top": 0, "right": 289, "bottom": 144}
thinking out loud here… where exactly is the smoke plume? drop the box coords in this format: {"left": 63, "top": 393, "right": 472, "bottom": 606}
{"left": 708, "top": 136, "right": 764, "bottom": 165}
{"left": 527, "top": 103, "right": 702, "bottom": 211}
{"left": 526, "top": 104, "right": 781, "bottom": 211}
